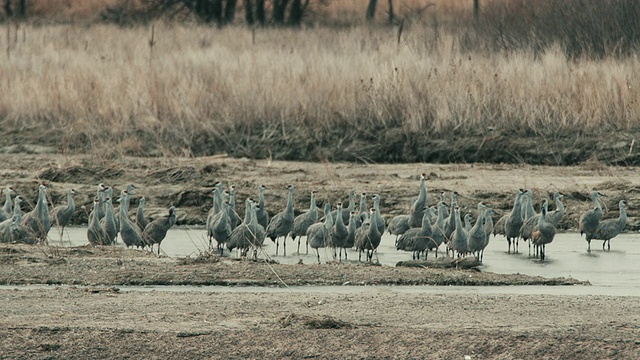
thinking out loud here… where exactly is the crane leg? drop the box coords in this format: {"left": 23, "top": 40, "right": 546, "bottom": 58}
{"left": 296, "top": 237, "right": 300, "bottom": 254}
{"left": 283, "top": 238, "right": 287, "bottom": 256}
{"left": 607, "top": 240, "right": 611, "bottom": 250}
{"left": 275, "top": 240, "right": 279, "bottom": 255}
{"left": 587, "top": 239, "right": 591, "bottom": 253}
{"left": 316, "top": 249, "right": 321, "bottom": 264}
{"left": 507, "top": 238, "right": 512, "bottom": 253}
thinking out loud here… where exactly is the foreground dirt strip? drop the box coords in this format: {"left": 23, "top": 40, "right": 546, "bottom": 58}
{"left": 0, "top": 288, "right": 638, "bottom": 359}
{"left": 0, "top": 245, "right": 585, "bottom": 287}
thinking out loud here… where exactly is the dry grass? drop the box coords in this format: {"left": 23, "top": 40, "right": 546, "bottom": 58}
{"left": 0, "top": 1, "right": 639, "bottom": 161}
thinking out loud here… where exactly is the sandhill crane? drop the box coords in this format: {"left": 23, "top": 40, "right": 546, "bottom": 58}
{"left": 481, "top": 208, "right": 496, "bottom": 262}
{"left": 87, "top": 198, "right": 110, "bottom": 246}
{"left": 113, "top": 184, "right": 136, "bottom": 231}
{"left": 50, "top": 188, "right": 78, "bottom": 236}
{"left": 531, "top": 204, "right": 556, "bottom": 261}
{"left": 0, "top": 195, "right": 24, "bottom": 242}
{"left": 307, "top": 203, "right": 333, "bottom": 264}
{"left": 355, "top": 208, "right": 382, "bottom": 262}
{"left": 579, "top": 191, "right": 604, "bottom": 252}
{"left": 444, "top": 191, "right": 459, "bottom": 240}
{"left": 504, "top": 188, "right": 526, "bottom": 253}
{"left": 468, "top": 203, "right": 488, "bottom": 261}
{"left": 408, "top": 173, "right": 428, "bottom": 228}
{"left": 142, "top": 206, "right": 177, "bottom": 255}
{"left": 266, "top": 184, "right": 295, "bottom": 256}
{"left": 247, "top": 202, "right": 267, "bottom": 259}
{"left": 94, "top": 183, "right": 107, "bottom": 221}
{"left": 371, "top": 194, "right": 385, "bottom": 235}
{"left": 591, "top": 199, "right": 627, "bottom": 251}
{"left": 208, "top": 201, "right": 233, "bottom": 254}
{"left": 342, "top": 211, "right": 359, "bottom": 259}
{"left": 206, "top": 187, "right": 224, "bottom": 249}
{"left": 21, "top": 183, "right": 51, "bottom": 243}
{"left": 464, "top": 213, "right": 473, "bottom": 233}
{"left": 521, "top": 190, "right": 535, "bottom": 222}
{"left": 428, "top": 202, "right": 448, "bottom": 258}
{"left": 0, "top": 186, "right": 15, "bottom": 222}
{"left": 118, "top": 191, "right": 144, "bottom": 248}
{"left": 227, "top": 185, "right": 241, "bottom": 229}
{"left": 358, "top": 192, "right": 368, "bottom": 223}
{"left": 520, "top": 199, "right": 546, "bottom": 256}
{"left": 100, "top": 197, "right": 118, "bottom": 245}
{"left": 329, "top": 190, "right": 356, "bottom": 225}
{"left": 450, "top": 206, "right": 469, "bottom": 258}
{"left": 331, "top": 202, "right": 350, "bottom": 261}
{"left": 289, "top": 191, "right": 319, "bottom": 255}
{"left": 439, "top": 192, "right": 449, "bottom": 218}
{"left": 396, "top": 208, "right": 433, "bottom": 260}
{"left": 547, "top": 192, "right": 565, "bottom": 227}
{"left": 227, "top": 198, "right": 255, "bottom": 258}
{"left": 256, "top": 184, "right": 269, "bottom": 229}
{"left": 388, "top": 214, "right": 410, "bottom": 244}
{"left": 135, "top": 196, "right": 149, "bottom": 232}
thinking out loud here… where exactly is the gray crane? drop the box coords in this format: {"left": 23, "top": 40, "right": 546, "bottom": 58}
{"left": 387, "top": 214, "right": 410, "bottom": 245}
{"left": 113, "top": 184, "right": 136, "bottom": 231}
{"left": 94, "top": 183, "right": 107, "bottom": 221}
{"left": 531, "top": 203, "right": 556, "bottom": 261}
{"left": 503, "top": 188, "right": 526, "bottom": 253}
{"left": 135, "top": 196, "right": 149, "bottom": 232}
{"left": 248, "top": 201, "right": 267, "bottom": 259}
{"left": 87, "top": 198, "right": 110, "bottom": 246}
{"left": 396, "top": 208, "right": 433, "bottom": 260}
{"left": 547, "top": 192, "right": 565, "bottom": 227}
{"left": 307, "top": 203, "right": 333, "bottom": 264}
{"left": 520, "top": 199, "right": 545, "bottom": 256}
{"left": 371, "top": 194, "right": 385, "bottom": 235}
{"left": 206, "top": 187, "right": 224, "bottom": 249}
{"left": 117, "top": 190, "right": 144, "bottom": 248}
{"left": 0, "top": 195, "right": 24, "bottom": 242}
{"left": 355, "top": 208, "right": 383, "bottom": 262}
{"left": 208, "top": 201, "right": 233, "bottom": 254}
{"left": 467, "top": 203, "right": 488, "bottom": 261}
{"left": 342, "top": 211, "right": 359, "bottom": 259}
{"left": 21, "top": 183, "right": 51, "bottom": 243}
{"left": 481, "top": 208, "right": 496, "bottom": 262}
{"left": 227, "top": 198, "right": 255, "bottom": 258}
{"left": 329, "top": 190, "right": 357, "bottom": 225}
{"left": 450, "top": 206, "right": 469, "bottom": 258}
{"left": 579, "top": 191, "right": 604, "bottom": 252}
{"left": 444, "top": 191, "right": 459, "bottom": 240}
{"left": 256, "top": 184, "right": 269, "bottom": 229}
{"left": 266, "top": 184, "right": 295, "bottom": 256}
{"left": 227, "top": 185, "right": 241, "bottom": 229}
{"left": 0, "top": 186, "right": 15, "bottom": 222}
{"left": 289, "top": 190, "right": 319, "bottom": 255}
{"left": 427, "top": 201, "right": 449, "bottom": 259}
{"left": 50, "top": 188, "right": 78, "bottom": 236}
{"left": 358, "top": 192, "right": 368, "bottom": 224}
{"left": 408, "top": 173, "right": 428, "bottom": 228}
{"left": 591, "top": 199, "right": 627, "bottom": 251}
{"left": 463, "top": 213, "right": 473, "bottom": 233}
{"left": 439, "top": 192, "right": 449, "bottom": 219}
{"left": 331, "top": 202, "right": 350, "bottom": 261}
{"left": 521, "top": 190, "right": 535, "bottom": 222}
{"left": 100, "top": 197, "right": 118, "bottom": 245}
{"left": 142, "top": 206, "right": 177, "bottom": 255}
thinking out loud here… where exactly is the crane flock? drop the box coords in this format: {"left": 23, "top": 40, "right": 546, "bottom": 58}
{"left": 0, "top": 177, "right": 630, "bottom": 263}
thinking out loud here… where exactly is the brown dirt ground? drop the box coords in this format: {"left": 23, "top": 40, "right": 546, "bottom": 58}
{"left": 1, "top": 153, "right": 640, "bottom": 359}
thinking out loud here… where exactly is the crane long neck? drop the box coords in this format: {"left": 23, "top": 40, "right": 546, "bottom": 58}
{"left": 454, "top": 209, "right": 463, "bottom": 231}
{"left": 259, "top": 188, "right": 265, "bottom": 208}
{"left": 243, "top": 201, "right": 252, "bottom": 224}
{"left": 421, "top": 211, "right": 432, "bottom": 232}
{"left": 12, "top": 200, "right": 21, "bottom": 220}
{"left": 555, "top": 195, "right": 564, "bottom": 213}
{"left": 618, "top": 204, "right": 627, "bottom": 225}
{"left": 67, "top": 191, "right": 76, "bottom": 212}
{"left": 593, "top": 193, "right": 602, "bottom": 211}
{"left": 309, "top": 194, "right": 317, "bottom": 213}
{"left": 286, "top": 189, "right": 294, "bottom": 214}
{"left": 3, "top": 191, "right": 12, "bottom": 213}
{"left": 359, "top": 196, "right": 367, "bottom": 213}
{"left": 119, "top": 194, "right": 130, "bottom": 223}
{"left": 473, "top": 209, "right": 484, "bottom": 230}
{"left": 324, "top": 206, "right": 333, "bottom": 230}
{"left": 417, "top": 178, "right": 427, "bottom": 205}
{"left": 512, "top": 193, "right": 524, "bottom": 215}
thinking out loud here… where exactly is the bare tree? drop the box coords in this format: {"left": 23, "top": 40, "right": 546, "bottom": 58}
{"left": 19, "top": 0, "right": 25, "bottom": 17}
{"left": 4, "top": 0, "right": 12, "bottom": 17}
{"left": 366, "top": 0, "right": 378, "bottom": 21}
{"left": 273, "top": 0, "right": 289, "bottom": 24}
{"left": 473, "top": 0, "right": 479, "bottom": 20}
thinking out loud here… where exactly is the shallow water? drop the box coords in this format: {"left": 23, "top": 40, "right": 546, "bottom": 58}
{"left": 44, "top": 227, "right": 640, "bottom": 296}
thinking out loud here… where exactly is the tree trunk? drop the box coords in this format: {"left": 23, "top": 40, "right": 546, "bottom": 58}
{"left": 387, "top": 0, "right": 394, "bottom": 25}
{"left": 244, "top": 0, "right": 254, "bottom": 25}
{"left": 473, "top": 0, "right": 479, "bottom": 20}
{"left": 289, "top": 0, "right": 302, "bottom": 26}
{"left": 273, "top": 0, "right": 289, "bottom": 25}
{"left": 224, "top": 0, "right": 237, "bottom": 23}
{"left": 365, "top": 0, "right": 377, "bottom": 22}
{"left": 19, "top": 0, "right": 26, "bottom": 18}
{"left": 212, "top": 0, "right": 223, "bottom": 25}
{"left": 256, "top": 0, "right": 265, "bottom": 25}
{"left": 4, "top": 0, "right": 12, "bottom": 17}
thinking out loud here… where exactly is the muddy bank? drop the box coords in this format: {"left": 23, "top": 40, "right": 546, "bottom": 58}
{"left": 0, "top": 287, "right": 638, "bottom": 359}
{"left": 0, "top": 245, "right": 586, "bottom": 287}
